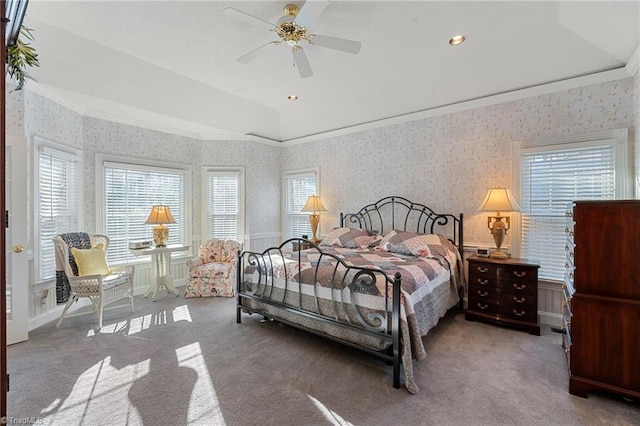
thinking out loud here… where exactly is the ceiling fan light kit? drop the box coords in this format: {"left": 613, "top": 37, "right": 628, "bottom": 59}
{"left": 225, "top": 3, "right": 362, "bottom": 78}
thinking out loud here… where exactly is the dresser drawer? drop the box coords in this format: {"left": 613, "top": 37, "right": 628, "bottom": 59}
{"left": 468, "top": 262, "right": 499, "bottom": 283}
{"left": 501, "top": 305, "right": 537, "bottom": 322}
{"left": 497, "top": 266, "right": 537, "bottom": 289}
{"left": 465, "top": 255, "right": 540, "bottom": 335}
{"left": 469, "top": 288, "right": 536, "bottom": 308}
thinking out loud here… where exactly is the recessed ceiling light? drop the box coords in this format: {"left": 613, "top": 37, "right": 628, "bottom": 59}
{"left": 449, "top": 35, "right": 466, "bottom": 46}
{"left": 288, "top": 95, "right": 298, "bottom": 101}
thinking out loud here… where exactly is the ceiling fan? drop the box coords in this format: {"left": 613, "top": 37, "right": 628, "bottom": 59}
{"left": 223, "top": 2, "right": 362, "bottom": 78}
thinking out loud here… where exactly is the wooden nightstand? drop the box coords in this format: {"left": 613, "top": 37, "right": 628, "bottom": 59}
{"left": 465, "top": 254, "right": 540, "bottom": 335}
{"left": 292, "top": 240, "right": 314, "bottom": 251}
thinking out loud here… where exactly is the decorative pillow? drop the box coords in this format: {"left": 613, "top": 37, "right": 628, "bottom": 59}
{"left": 320, "top": 227, "right": 371, "bottom": 249}
{"left": 379, "top": 230, "right": 449, "bottom": 257}
{"left": 71, "top": 243, "right": 111, "bottom": 276}
{"left": 361, "top": 234, "right": 383, "bottom": 248}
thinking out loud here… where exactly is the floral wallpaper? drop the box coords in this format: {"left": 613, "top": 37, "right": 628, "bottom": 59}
{"left": 15, "top": 75, "right": 637, "bottom": 253}
{"left": 21, "top": 91, "right": 282, "bottom": 242}
{"left": 283, "top": 78, "right": 636, "bottom": 248}
{"left": 5, "top": 84, "right": 24, "bottom": 136}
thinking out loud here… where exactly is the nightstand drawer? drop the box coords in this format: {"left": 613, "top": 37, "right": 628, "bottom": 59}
{"left": 468, "top": 262, "right": 499, "bottom": 279}
{"left": 497, "top": 266, "right": 537, "bottom": 289}
{"left": 467, "top": 298, "right": 537, "bottom": 322}
{"left": 465, "top": 255, "right": 540, "bottom": 335}
{"left": 501, "top": 305, "right": 537, "bottom": 322}
{"left": 469, "top": 289, "right": 536, "bottom": 308}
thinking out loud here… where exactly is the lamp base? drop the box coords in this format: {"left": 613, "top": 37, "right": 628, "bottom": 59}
{"left": 153, "top": 224, "right": 169, "bottom": 247}
{"left": 489, "top": 250, "right": 508, "bottom": 260}
{"left": 309, "top": 213, "right": 320, "bottom": 245}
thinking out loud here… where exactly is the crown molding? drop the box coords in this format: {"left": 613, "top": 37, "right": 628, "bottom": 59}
{"left": 26, "top": 66, "right": 632, "bottom": 148}
{"left": 625, "top": 43, "right": 640, "bottom": 77}
{"left": 281, "top": 67, "right": 632, "bottom": 146}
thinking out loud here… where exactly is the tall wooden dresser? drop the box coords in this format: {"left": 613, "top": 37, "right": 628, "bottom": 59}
{"left": 564, "top": 200, "right": 640, "bottom": 399}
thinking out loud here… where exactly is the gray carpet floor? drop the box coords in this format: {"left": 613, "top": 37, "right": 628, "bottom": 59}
{"left": 6, "top": 293, "right": 640, "bottom": 425}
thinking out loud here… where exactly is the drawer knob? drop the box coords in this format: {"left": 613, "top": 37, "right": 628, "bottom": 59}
{"left": 513, "top": 296, "right": 526, "bottom": 303}
{"left": 477, "top": 267, "right": 489, "bottom": 273}
{"left": 477, "top": 303, "right": 488, "bottom": 310}
{"left": 513, "top": 309, "right": 526, "bottom": 317}
{"left": 477, "top": 279, "right": 489, "bottom": 285}
{"left": 513, "top": 271, "right": 527, "bottom": 277}
{"left": 477, "top": 290, "right": 488, "bottom": 297}
{"left": 513, "top": 283, "right": 526, "bottom": 290}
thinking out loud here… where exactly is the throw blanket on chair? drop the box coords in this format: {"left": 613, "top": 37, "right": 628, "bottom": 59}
{"left": 55, "top": 232, "right": 92, "bottom": 303}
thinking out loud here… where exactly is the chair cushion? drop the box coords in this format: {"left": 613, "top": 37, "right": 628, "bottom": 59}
{"left": 199, "top": 239, "right": 241, "bottom": 264}
{"left": 71, "top": 243, "right": 110, "bottom": 276}
{"left": 191, "top": 262, "right": 231, "bottom": 279}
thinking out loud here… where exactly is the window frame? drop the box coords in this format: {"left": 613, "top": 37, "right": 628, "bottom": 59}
{"left": 34, "top": 137, "right": 83, "bottom": 284}
{"left": 96, "top": 154, "right": 192, "bottom": 265}
{"left": 512, "top": 128, "right": 631, "bottom": 281}
{"left": 201, "top": 166, "right": 245, "bottom": 244}
{"left": 282, "top": 168, "right": 320, "bottom": 240}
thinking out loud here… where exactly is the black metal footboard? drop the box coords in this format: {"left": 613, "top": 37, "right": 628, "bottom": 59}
{"left": 236, "top": 238, "right": 403, "bottom": 389}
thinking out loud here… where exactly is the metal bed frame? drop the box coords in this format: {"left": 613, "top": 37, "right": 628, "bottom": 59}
{"left": 236, "top": 196, "right": 463, "bottom": 389}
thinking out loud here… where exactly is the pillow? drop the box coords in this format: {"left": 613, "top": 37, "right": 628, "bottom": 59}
{"left": 320, "top": 227, "right": 371, "bottom": 249}
{"left": 379, "top": 230, "right": 449, "bottom": 257}
{"left": 71, "top": 243, "right": 111, "bottom": 276}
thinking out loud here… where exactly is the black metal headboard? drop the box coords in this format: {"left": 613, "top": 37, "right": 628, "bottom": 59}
{"left": 340, "top": 196, "right": 464, "bottom": 257}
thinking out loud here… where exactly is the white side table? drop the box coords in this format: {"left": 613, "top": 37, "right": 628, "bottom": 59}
{"left": 131, "top": 244, "right": 190, "bottom": 300}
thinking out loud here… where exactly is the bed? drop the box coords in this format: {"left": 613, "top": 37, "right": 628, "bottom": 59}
{"left": 236, "top": 196, "right": 465, "bottom": 393}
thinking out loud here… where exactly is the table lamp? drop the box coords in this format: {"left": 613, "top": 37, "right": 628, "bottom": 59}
{"left": 477, "top": 188, "right": 521, "bottom": 259}
{"left": 301, "top": 195, "right": 327, "bottom": 244}
{"left": 145, "top": 205, "right": 176, "bottom": 247}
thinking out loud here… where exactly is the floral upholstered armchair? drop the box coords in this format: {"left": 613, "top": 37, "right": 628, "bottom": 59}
{"left": 184, "top": 239, "right": 241, "bottom": 298}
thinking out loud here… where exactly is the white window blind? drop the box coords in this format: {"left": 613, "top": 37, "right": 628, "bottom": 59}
{"left": 103, "top": 162, "right": 186, "bottom": 264}
{"left": 520, "top": 144, "right": 616, "bottom": 281}
{"left": 37, "top": 147, "right": 81, "bottom": 281}
{"left": 206, "top": 170, "right": 243, "bottom": 241}
{"left": 284, "top": 170, "right": 318, "bottom": 239}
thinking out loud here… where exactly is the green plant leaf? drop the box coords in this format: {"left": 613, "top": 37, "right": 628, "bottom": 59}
{"left": 6, "top": 25, "right": 40, "bottom": 91}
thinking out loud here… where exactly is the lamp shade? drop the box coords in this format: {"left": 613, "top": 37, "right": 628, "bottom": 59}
{"left": 301, "top": 195, "right": 327, "bottom": 213}
{"left": 145, "top": 205, "right": 176, "bottom": 225}
{"left": 477, "top": 188, "right": 521, "bottom": 213}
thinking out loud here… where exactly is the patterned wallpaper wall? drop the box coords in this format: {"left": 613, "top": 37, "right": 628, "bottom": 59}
{"left": 5, "top": 84, "right": 24, "bottom": 136}
{"left": 283, "top": 77, "right": 637, "bottom": 247}
{"left": 15, "top": 75, "right": 637, "bottom": 250}
{"left": 21, "top": 90, "right": 282, "bottom": 241}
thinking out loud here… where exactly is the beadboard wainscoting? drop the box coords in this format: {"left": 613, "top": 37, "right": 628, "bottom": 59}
{"left": 538, "top": 280, "right": 563, "bottom": 328}
{"left": 246, "top": 232, "right": 283, "bottom": 253}
{"left": 28, "top": 257, "right": 190, "bottom": 330}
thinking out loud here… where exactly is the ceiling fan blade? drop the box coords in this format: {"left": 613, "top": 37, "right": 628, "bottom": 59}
{"left": 294, "top": 0, "right": 330, "bottom": 27}
{"left": 223, "top": 7, "right": 276, "bottom": 30}
{"left": 310, "top": 34, "right": 361, "bottom": 54}
{"left": 293, "top": 46, "right": 313, "bottom": 78}
{"left": 237, "top": 41, "right": 279, "bottom": 64}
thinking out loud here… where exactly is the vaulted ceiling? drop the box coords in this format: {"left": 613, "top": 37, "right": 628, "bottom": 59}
{"left": 22, "top": 1, "right": 640, "bottom": 143}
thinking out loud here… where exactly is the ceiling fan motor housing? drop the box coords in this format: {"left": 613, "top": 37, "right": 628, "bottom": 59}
{"left": 276, "top": 5, "right": 308, "bottom": 46}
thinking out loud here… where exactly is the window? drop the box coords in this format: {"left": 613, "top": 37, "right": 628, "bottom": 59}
{"left": 98, "top": 157, "right": 190, "bottom": 264}
{"left": 514, "top": 130, "right": 630, "bottom": 281}
{"left": 283, "top": 169, "right": 319, "bottom": 239}
{"left": 203, "top": 168, "right": 244, "bottom": 242}
{"left": 36, "top": 144, "right": 81, "bottom": 281}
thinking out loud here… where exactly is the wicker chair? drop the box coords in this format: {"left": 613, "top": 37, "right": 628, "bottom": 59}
{"left": 184, "top": 239, "right": 241, "bottom": 298}
{"left": 54, "top": 234, "right": 134, "bottom": 328}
